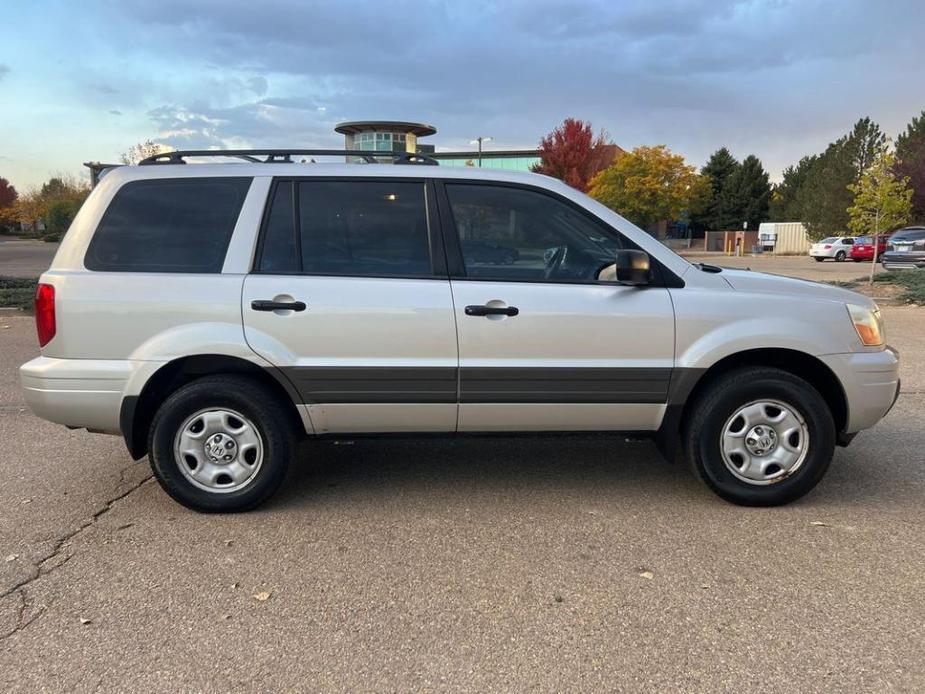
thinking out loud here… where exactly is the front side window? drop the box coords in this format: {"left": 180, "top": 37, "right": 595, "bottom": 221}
{"left": 445, "top": 183, "right": 624, "bottom": 282}
{"left": 86, "top": 177, "right": 251, "bottom": 273}
{"left": 257, "top": 180, "right": 433, "bottom": 278}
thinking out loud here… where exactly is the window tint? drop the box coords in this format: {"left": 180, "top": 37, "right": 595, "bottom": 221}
{"left": 445, "top": 184, "right": 624, "bottom": 282}
{"left": 892, "top": 229, "right": 925, "bottom": 242}
{"left": 85, "top": 178, "right": 250, "bottom": 273}
{"left": 296, "top": 181, "right": 431, "bottom": 277}
{"left": 256, "top": 182, "right": 299, "bottom": 273}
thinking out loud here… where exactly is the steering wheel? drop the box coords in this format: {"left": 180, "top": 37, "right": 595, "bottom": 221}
{"left": 544, "top": 245, "right": 567, "bottom": 280}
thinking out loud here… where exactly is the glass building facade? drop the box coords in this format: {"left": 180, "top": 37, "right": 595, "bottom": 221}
{"left": 431, "top": 152, "right": 540, "bottom": 172}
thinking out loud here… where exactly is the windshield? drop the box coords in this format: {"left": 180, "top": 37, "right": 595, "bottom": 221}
{"left": 820, "top": 237, "right": 837, "bottom": 243}
{"left": 892, "top": 230, "right": 925, "bottom": 242}
{"left": 856, "top": 237, "right": 872, "bottom": 244}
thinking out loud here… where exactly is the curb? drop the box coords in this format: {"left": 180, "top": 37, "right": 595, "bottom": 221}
{"left": 0, "top": 307, "right": 24, "bottom": 314}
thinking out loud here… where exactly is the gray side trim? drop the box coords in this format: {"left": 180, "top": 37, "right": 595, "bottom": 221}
{"left": 460, "top": 367, "right": 670, "bottom": 403}
{"left": 284, "top": 366, "right": 458, "bottom": 404}
{"left": 279, "top": 366, "right": 674, "bottom": 404}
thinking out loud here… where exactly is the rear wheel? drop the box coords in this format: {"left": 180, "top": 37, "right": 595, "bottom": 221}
{"left": 148, "top": 375, "right": 296, "bottom": 512}
{"left": 684, "top": 367, "right": 836, "bottom": 506}
{"left": 814, "top": 257, "right": 825, "bottom": 262}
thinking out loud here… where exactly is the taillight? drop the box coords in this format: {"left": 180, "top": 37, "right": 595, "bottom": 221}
{"left": 824, "top": 245, "right": 832, "bottom": 249}
{"left": 35, "top": 283, "right": 56, "bottom": 347}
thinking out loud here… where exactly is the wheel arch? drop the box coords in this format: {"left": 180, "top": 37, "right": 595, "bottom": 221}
{"left": 120, "top": 354, "right": 304, "bottom": 460}
{"left": 656, "top": 347, "right": 849, "bottom": 461}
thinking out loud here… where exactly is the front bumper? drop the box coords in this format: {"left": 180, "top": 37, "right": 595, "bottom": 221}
{"left": 19, "top": 356, "right": 135, "bottom": 433}
{"left": 818, "top": 346, "right": 900, "bottom": 434}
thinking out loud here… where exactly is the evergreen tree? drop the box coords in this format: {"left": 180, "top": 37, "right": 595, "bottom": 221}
{"left": 723, "top": 155, "right": 771, "bottom": 231}
{"left": 693, "top": 147, "right": 740, "bottom": 231}
{"left": 894, "top": 110, "right": 925, "bottom": 222}
{"left": 770, "top": 155, "right": 817, "bottom": 221}
{"left": 800, "top": 117, "right": 885, "bottom": 239}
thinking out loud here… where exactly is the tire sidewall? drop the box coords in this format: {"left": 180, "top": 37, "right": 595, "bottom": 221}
{"left": 149, "top": 378, "right": 291, "bottom": 512}
{"left": 692, "top": 375, "right": 835, "bottom": 506}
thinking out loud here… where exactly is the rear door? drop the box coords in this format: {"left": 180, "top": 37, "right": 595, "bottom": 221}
{"left": 242, "top": 177, "right": 458, "bottom": 433}
{"left": 437, "top": 181, "right": 675, "bottom": 433}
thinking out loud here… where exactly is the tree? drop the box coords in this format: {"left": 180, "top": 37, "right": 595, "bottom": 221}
{"left": 4, "top": 174, "right": 89, "bottom": 235}
{"left": 0, "top": 177, "right": 17, "bottom": 230}
{"left": 894, "top": 110, "right": 925, "bottom": 222}
{"left": 693, "top": 147, "right": 740, "bottom": 231}
{"left": 721, "top": 155, "right": 771, "bottom": 231}
{"left": 770, "top": 155, "right": 817, "bottom": 221}
{"left": 532, "top": 118, "right": 620, "bottom": 192}
{"left": 0, "top": 177, "right": 17, "bottom": 209}
{"left": 588, "top": 145, "right": 710, "bottom": 232}
{"left": 798, "top": 117, "right": 886, "bottom": 240}
{"left": 45, "top": 199, "right": 84, "bottom": 236}
{"left": 121, "top": 139, "right": 174, "bottom": 165}
{"left": 847, "top": 148, "right": 912, "bottom": 283}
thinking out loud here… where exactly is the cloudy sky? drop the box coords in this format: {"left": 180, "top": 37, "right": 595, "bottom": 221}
{"left": 2, "top": 0, "right": 924, "bottom": 189}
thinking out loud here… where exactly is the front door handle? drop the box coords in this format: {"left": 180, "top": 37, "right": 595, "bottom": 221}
{"left": 251, "top": 299, "right": 307, "bottom": 312}
{"left": 465, "top": 304, "right": 519, "bottom": 317}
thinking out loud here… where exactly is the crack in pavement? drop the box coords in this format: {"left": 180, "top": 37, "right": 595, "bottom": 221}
{"left": 0, "top": 588, "right": 44, "bottom": 641}
{"left": 0, "top": 467, "right": 153, "bottom": 641}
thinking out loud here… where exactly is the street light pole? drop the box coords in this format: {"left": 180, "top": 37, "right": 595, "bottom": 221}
{"left": 469, "top": 136, "right": 493, "bottom": 167}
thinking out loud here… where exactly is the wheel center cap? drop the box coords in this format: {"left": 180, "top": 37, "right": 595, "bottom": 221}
{"left": 744, "top": 425, "right": 777, "bottom": 456}
{"left": 205, "top": 433, "right": 237, "bottom": 464}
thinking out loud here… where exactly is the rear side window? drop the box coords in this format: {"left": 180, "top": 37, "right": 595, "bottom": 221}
{"left": 85, "top": 177, "right": 251, "bottom": 273}
{"left": 256, "top": 180, "right": 432, "bottom": 277}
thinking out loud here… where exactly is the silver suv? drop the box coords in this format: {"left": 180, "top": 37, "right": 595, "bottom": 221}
{"left": 20, "top": 149, "right": 900, "bottom": 511}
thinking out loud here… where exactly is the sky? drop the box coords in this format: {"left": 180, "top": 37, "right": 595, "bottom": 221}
{"left": 2, "top": 0, "right": 925, "bottom": 190}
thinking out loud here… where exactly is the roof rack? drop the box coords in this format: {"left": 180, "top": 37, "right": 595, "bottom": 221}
{"left": 138, "top": 149, "right": 439, "bottom": 166}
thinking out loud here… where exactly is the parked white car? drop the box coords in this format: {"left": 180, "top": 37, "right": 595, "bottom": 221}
{"left": 810, "top": 236, "right": 855, "bottom": 262}
{"left": 20, "top": 149, "right": 900, "bottom": 511}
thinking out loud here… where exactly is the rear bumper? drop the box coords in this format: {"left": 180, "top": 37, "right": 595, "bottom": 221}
{"left": 19, "top": 357, "right": 135, "bottom": 433}
{"left": 882, "top": 253, "right": 925, "bottom": 269}
{"left": 818, "top": 347, "right": 900, "bottom": 434}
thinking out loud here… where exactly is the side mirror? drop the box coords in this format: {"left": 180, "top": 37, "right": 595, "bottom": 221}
{"left": 610, "top": 249, "right": 650, "bottom": 286}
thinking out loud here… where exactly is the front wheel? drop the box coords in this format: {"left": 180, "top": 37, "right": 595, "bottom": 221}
{"left": 148, "top": 375, "right": 296, "bottom": 512}
{"left": 684, "top": 367, "right": 836, "bottom": 506}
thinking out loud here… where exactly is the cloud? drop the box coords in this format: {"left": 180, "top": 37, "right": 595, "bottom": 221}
{"left": 8, "top": 0, "right": 925, "bottom": 188}
{"left": 109, "top": 109, "right": 123, "bottom": 116}
{"left": 0, "top": 64, "right": 9, "bottom": 81}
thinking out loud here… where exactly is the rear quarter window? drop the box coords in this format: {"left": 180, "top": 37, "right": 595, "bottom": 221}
{"left": 85, "top": 177, "right": 252, "bottom": 273}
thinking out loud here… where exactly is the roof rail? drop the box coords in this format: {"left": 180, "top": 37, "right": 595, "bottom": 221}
{"left": 138, "top": 149, "right": 439, "bottom": 166}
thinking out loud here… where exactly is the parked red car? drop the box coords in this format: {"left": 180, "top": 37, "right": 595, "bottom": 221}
{"left": 850, "top": 234, "right": 892, "bottom": 262}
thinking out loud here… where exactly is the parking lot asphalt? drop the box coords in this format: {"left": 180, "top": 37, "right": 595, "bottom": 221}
{"left": 1, "top": 300, "right": 924, "bottom": 692}
{"left": 681, "top": 251, "right": 890, "bottom": 283}
{"left": 0, "top": 238, "right": 59, "bottom": 278}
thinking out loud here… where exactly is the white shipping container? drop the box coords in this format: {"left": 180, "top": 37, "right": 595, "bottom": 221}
{"left": 758, "top": 222, "right": 810, "bottom": 254}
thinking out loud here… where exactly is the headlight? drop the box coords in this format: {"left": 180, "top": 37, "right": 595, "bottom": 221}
{"left": 847, "top": 303, "right": 884, "bottom": 346}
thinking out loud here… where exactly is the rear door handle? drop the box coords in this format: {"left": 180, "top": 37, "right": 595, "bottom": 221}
{"left": 465, "top": 304, "right": 519, "bottom": 317}
{"left": 251, "top": 300, "right": 307, "bottom": 312}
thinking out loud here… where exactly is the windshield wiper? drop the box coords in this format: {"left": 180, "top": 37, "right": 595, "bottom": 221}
{"left": 695, "top": 262, "right": 723, "bottom": 273}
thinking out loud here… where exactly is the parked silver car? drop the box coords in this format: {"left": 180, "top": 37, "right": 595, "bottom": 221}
{"left": 20, "top": 149, "right": 900, "bottom": 511}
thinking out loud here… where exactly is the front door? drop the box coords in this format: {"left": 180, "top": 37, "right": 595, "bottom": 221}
{"left": 439, "top": 182, "right": 675, "bottom": 432}
{"left": 242, "top": 177, "right": 458, "bottom": 433}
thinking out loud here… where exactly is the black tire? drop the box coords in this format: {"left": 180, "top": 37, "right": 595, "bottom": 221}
{"left": 814, "top": 257, "right": 825, "bottom": 262}
{"left": 148, "top": 375, "right": 296, "bottom": 512}
{"left": 835, "top": 251, "right": 846, "bottom": 262}
{"left": 683, "top": 367, "right": 836, "bottom": 506}
{"left": 852, "top": 258, "right": 863, "bottom": 262}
